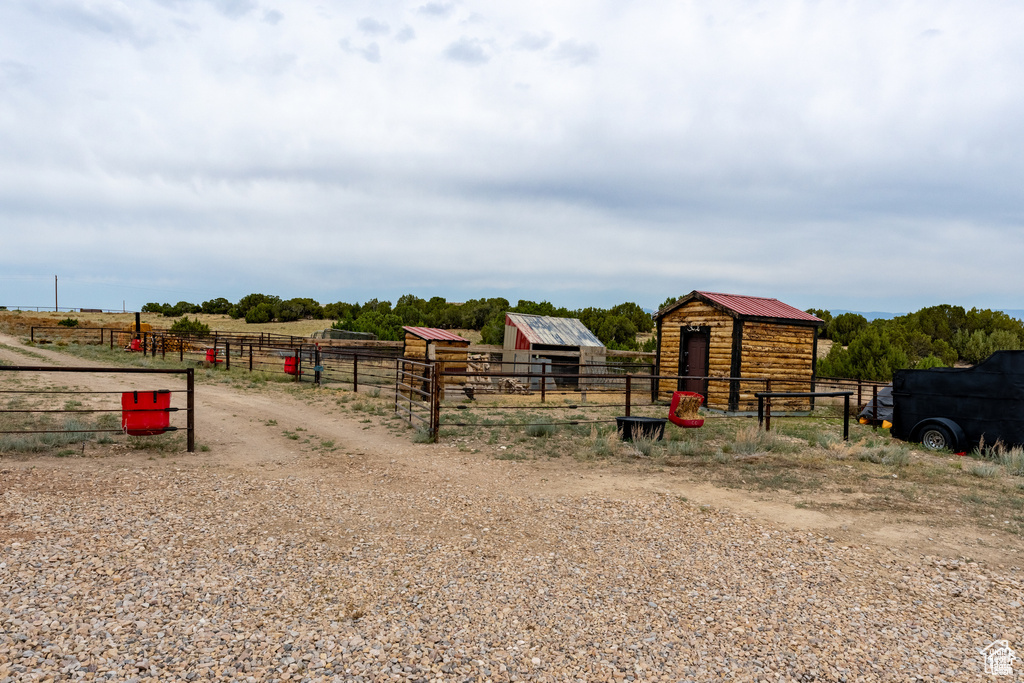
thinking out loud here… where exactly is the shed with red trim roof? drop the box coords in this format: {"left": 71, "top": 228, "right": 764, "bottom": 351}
{"left": 653, "top": 291, "right": 824, "bottom": 412}
{"left": 402, "top": 327, "right": 471, "bottom": 398}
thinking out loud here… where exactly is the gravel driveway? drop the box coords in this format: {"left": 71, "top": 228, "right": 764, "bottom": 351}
{"left": 1, "top": 343, "right": 1022, "bottom": 682}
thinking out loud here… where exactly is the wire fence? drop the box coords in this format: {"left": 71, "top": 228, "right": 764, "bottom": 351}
{"left": 400, "top": 366, "right": 875, "bottom": 442}
{"left": 0, "top": 366, "right": 195, "bottom": 452}
{"left": 11, "top": 325, "right": 892, "bottom": 445}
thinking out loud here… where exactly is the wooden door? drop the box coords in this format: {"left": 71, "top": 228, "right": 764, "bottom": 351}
{"left": 679, "top": 331, "right": 708, "bottom": 395}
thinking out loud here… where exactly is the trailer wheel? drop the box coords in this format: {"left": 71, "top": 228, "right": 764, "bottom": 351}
{"left": 920, "top": 425, "right": 954, "bottom": 451}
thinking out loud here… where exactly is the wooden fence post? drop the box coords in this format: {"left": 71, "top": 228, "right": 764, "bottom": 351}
{"left": 844, "top": 395, "right": 851, "bottom": 441}
{"left": 430, "top": 361, "right": 440, "bottom": 442}
{"left": 540, "top": 363, "right": 546, "bottom": 403}
{"left": 186, "top": 367, "right": 195, "bottom": 453}
{"left": 871, "top": 384, "right": 878, "bottom": 430}
{"left": 625, "top": 374, "right": 632, "bottom": 417}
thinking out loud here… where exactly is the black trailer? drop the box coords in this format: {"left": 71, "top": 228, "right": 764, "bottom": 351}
{"left": 891, "top": 350, "right": 1024, "bottom": 452}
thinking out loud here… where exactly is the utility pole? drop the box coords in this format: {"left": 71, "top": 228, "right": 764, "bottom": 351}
{"left": 54, "top": 275, "right": 58, "bottom": 313}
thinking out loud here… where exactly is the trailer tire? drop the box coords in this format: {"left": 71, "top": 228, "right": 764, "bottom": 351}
{"left": 920, "top": 425, "right": 955, "bottom": 452}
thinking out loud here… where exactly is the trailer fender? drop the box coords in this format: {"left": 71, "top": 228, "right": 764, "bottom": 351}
{"left": 911, "top": 418, "right": 966, "bottom": 452}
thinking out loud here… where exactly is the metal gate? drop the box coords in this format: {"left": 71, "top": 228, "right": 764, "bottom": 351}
{"left": 394, "top": 358, "right": 437, "bottom": 439}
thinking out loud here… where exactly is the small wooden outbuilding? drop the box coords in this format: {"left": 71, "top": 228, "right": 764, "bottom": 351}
{"left": 654, "top": 291, "right": 824, "bottom": 412}
{"left": 502, "top": 313, "right": 606, "bottom": 389}
{"left": 402, "top": 327, "right": 471, "bottom": 398}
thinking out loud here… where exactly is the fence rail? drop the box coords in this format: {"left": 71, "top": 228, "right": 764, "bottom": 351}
{"left": 30, "top": 326, "right": 126, "bottom": 344}
{"left": 409, "top": 366, "right": 867, "bottom": 442}
{"left": 394, "top": 358, "right": 435, "bottom": 431}
{"left": 0, "top": 366, "right": 195, "bottom": 452}
{"left": 7, "top": 326, "right": 890, "bottom": 446}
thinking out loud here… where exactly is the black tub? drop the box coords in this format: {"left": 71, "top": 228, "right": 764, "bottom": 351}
{"left": 616, "top": 416, "right": 667, "bottom": 441}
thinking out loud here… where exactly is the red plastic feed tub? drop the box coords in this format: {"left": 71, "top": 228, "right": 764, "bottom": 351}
{"left": 669, "top": 391, "right": 705, "bottom": 428}
{"left": 121, "top": 390, "right": 171, "bottom": 436}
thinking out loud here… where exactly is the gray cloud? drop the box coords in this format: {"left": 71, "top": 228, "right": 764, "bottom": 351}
{"left": 418, "top": 2, "right": 454, "bottom": 19}
{"left": 340, "top": 38, "right": 382, "bottom": 63}
{"left": 0, "top": 61, "right": 34, "bottom": 87}
{"left": 208, "top": 0, "right": 256, "bottom": 19}
{"left": 514, "top": 32, "right": 553, "bottom": 51}
{"left": 362, "top": 42, "right": 382, "bottom": 63}
{"left": 357, "top": 17, "right": 390, "bottom": 36}
{"left": 2, "top": 0, "right": 1023, "bottom": 313}
{"left": 262, "top": 9, "right": 283, "bottom": 25}
{"left": 28, "top": 2, "right": 152, "bottom": 47}
{"left": 551, "top": 40, "right": 598, "bottom": 66}
{"left": 444, "top": 37, "right": 489, "bottom": 65}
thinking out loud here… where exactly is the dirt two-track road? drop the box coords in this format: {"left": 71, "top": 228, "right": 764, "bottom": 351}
{"left": 1, "top": 333, "right": 1022, "bottom": 682}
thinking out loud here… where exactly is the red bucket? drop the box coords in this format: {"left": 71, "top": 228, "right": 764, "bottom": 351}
{"left": 122, "top": 390, "right": 171, "bottom": 436}
{"left": 669, "top": 391, "right": 705, "bottom": 428}
{"left": 205, "top": 348, "right": 219, "bottom": 363}
{"left": 284, "top": 356, "right": 299, "bottom": 375}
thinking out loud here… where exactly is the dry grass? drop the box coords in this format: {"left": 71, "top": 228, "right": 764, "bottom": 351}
{"left": 0, "top": 310, "right": 332, "bottom": 337}
{"left": 1, "top": 311, "right": 485, "bottom": 343}
{"left": 432, "top": 400, "right": 1024, "bottom": 537}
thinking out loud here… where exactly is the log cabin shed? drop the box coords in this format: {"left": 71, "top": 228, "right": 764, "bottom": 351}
{"left": 654, "top": 291, "right": 824, "bottom": 412}
{"left": 402, "top": 327, "right": 471, "bottom": 398}
{"left": 502, "top": 313, "right": 606, "bottom": 388}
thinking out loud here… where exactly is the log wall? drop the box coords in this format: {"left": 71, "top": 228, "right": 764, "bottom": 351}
{"left": 403, "top": 332, "right": 470, "bottom": 398}
{"left": 404, "top": 334, "right": 428, "bottom": 359}
{"left": 657, "top": 302, "right": 734, "bottom": 408}
{"left": 736, "top": 322, "right": 816, "bottom": 410}
{"left": 658, "top": 303, "right": 819, "bottom": 411}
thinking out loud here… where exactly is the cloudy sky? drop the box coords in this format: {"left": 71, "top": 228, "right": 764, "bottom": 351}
{"left": 2, "top": 0, "right": 1022, "bottom": 314}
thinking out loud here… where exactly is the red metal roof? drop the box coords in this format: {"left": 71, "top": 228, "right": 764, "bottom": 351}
{"left": 696, "top": 291, "right": 823, "bottom": 323}
{"left": 402, "top": 327, "right": 469, "bottom": 343}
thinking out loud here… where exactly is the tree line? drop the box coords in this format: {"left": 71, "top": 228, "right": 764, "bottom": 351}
{"left": 808, "top": 305, "right": 1024, "bottom": 381}
{"left": 143, "top": 296, "right": 1024, "bottom": 377}
{"left": 143, "top": 294, "right": 656, "bottom": 351}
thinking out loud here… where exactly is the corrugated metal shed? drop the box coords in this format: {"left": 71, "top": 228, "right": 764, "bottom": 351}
{"left": 657, "top": 291, "right": 823, "bottom": 324}
{"left": 402, "top": 327, "right": 470, "bottom": 343}
{"left": 505, "top": 313, "right": 604, "bottom": 348}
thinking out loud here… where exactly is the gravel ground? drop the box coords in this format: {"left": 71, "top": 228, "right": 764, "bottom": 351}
{"left": 0, "top": 333, "right": 1021, "bottom": 682}
{"left": 2, "top": 453, "right": 1022, "bottom": 683}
